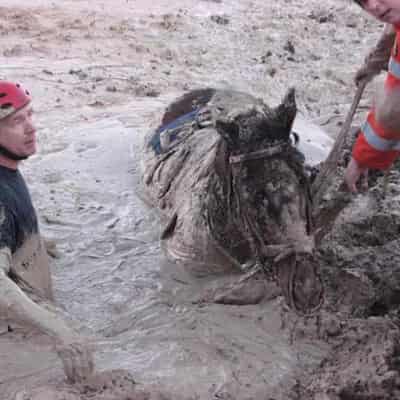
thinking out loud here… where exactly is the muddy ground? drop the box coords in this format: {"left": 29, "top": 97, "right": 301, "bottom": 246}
{"left": 1, "top": 1, "right": 400, "bottom": 399}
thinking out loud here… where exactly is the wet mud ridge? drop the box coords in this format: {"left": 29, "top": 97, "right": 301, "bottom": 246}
{"left": 292, "top": 132, "right": 400, "bottom": 399}
{"left": 14, "top": 370, "right": 174, "bottom": 400}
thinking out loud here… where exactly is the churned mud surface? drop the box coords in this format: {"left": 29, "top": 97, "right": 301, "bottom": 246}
{"left": 1, "top": 1, "right": 400, "bottom": 399}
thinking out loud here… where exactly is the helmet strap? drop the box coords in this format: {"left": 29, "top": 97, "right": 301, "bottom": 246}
{"left": 0, "top": 144, "right": 28, "bottom": 161}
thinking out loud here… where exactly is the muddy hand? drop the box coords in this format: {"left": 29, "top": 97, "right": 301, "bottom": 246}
{"left": 56, "top": 338, "right": 95, "bottom": 383}
{"left": 344, "top": 157, "right": 369, "bottom": 193}
{"left": 354, "top": 64, "right": 379, "bottom": 87}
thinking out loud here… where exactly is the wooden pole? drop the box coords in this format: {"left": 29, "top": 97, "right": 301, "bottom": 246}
{"left": 312, "top": 80, "right": 368, "bottom": 201}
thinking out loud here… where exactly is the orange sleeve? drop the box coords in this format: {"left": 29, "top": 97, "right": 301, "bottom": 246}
{"left": 352, "top": 29, "right": 400, "bottom": 170}
{"left": 352, "top": 132, "right": 399, "bottom": 170}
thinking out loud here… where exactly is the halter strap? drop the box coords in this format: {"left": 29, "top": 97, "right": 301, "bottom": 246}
{"left": 229, "top": 143, "right": 287, "bottom": 164}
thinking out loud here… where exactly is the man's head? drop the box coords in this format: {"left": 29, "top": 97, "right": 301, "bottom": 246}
{"left": 354, "top": 0, "right": 400, "bottom": 25}
{"left": 0, "top": 81, "right": 36, "bottom": 167}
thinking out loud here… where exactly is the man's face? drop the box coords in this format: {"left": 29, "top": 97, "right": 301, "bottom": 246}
{"left": 0, "top": 104, "right": 37, "bottom": 159}
{"left": 356, "top": 0, "right": 400, "bottom": 25}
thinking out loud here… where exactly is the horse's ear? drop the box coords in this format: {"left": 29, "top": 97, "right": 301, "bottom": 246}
{"left": 272, "top": 87, "right": 297, "bottom": 133}
{"left": 213, "top": 139, "right": 230, "bottom": 177}
{"left": 215, "top": 119, "right": 240, "bottom": 149}
{"left": 215, "top": 89, "right": 297, "bottom": 148}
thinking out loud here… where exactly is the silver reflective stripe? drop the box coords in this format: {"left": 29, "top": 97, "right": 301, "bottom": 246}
{"left": 389, "top": 57, "right": 400, "bottom": 80}
{"left": 363, "top": 121, "right": 400, "bottom": 151}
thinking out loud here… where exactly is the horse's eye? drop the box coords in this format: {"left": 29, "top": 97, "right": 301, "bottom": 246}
{"left": 256, "top": 189, "right": 266, "bottom": 201}
{"left": 267, "top": 194, "right": 282, "bottom": 218}
{"left": 281, "top": 191, "right": 292, "bottom": 204}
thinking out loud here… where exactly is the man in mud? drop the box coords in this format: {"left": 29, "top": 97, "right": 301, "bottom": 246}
{"left": 345, "top": 0, "right": 400, "bottom": 192}
{"left": 0, "top": 80, "right": 94, "bottom": 383}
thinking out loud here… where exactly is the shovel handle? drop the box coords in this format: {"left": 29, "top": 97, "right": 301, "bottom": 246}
{"left": 313, "top": 80, "right": 368, "bottom": 196}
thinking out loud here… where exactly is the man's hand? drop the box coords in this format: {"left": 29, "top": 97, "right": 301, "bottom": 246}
{"left": 354, "top": 24, "right": 395, "bottom": 86}
{"left": 56, "top": 336, "right": 94, "bottom": 384}
{"left": 354, "top": 46, "right": 391, "bottom": 86}
{"left": 344, "top": 157, "right": 369, "bottom": 193}
{"left": 354, "top": 62, "right": 383, "bottom": 87}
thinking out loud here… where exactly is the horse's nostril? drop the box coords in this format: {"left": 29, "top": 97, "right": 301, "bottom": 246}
{"left": 275, "top": 254, "right": 324, "bottom": 315}
{"left": 293, "top": 259, "right": 324, "bottom": 313}
{"left": 294, "top": 277, "right": 323, "bottom": 310}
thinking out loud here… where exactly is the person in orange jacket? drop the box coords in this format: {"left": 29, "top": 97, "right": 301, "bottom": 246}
{"left": 345, "top": 0, "right": 400, "bottom": 192}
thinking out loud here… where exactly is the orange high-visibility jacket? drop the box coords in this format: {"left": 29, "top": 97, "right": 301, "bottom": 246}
{"left": 353, "top": 25, "right": 400, "bottom": 170}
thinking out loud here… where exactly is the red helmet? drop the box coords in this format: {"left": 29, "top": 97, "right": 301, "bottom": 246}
{"left": 0, "top": 81, "right": 31, "bottom": 121}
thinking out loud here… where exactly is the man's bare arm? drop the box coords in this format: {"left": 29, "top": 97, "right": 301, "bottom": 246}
{"left": 0, "top": 247, "right": 77, "bottom": 339}
{"left": 0, "top": 247, "right": 94, "bottom": 382}
{"left": 355, "top": 23, "right": 396, "bottom": 85}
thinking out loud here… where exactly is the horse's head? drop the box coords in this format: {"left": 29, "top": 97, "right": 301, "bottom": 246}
{"left": 208, "top": 89, "right": 323, "bottom": 314}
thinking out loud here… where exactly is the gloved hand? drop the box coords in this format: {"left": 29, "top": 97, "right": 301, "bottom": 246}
{"left": 354, "top": 26, "right": 396, "bottom": 86}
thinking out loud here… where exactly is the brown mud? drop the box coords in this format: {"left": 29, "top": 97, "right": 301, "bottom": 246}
{"left": 1, "top": 1, "right": 400, "bottom": 399}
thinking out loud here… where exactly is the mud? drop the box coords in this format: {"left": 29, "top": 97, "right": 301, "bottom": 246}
{"left": 14, "top": 370, "right": 172, "bottom": 400}
{"left": 1, "top": 1, "right": 400, "bottom": 399}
